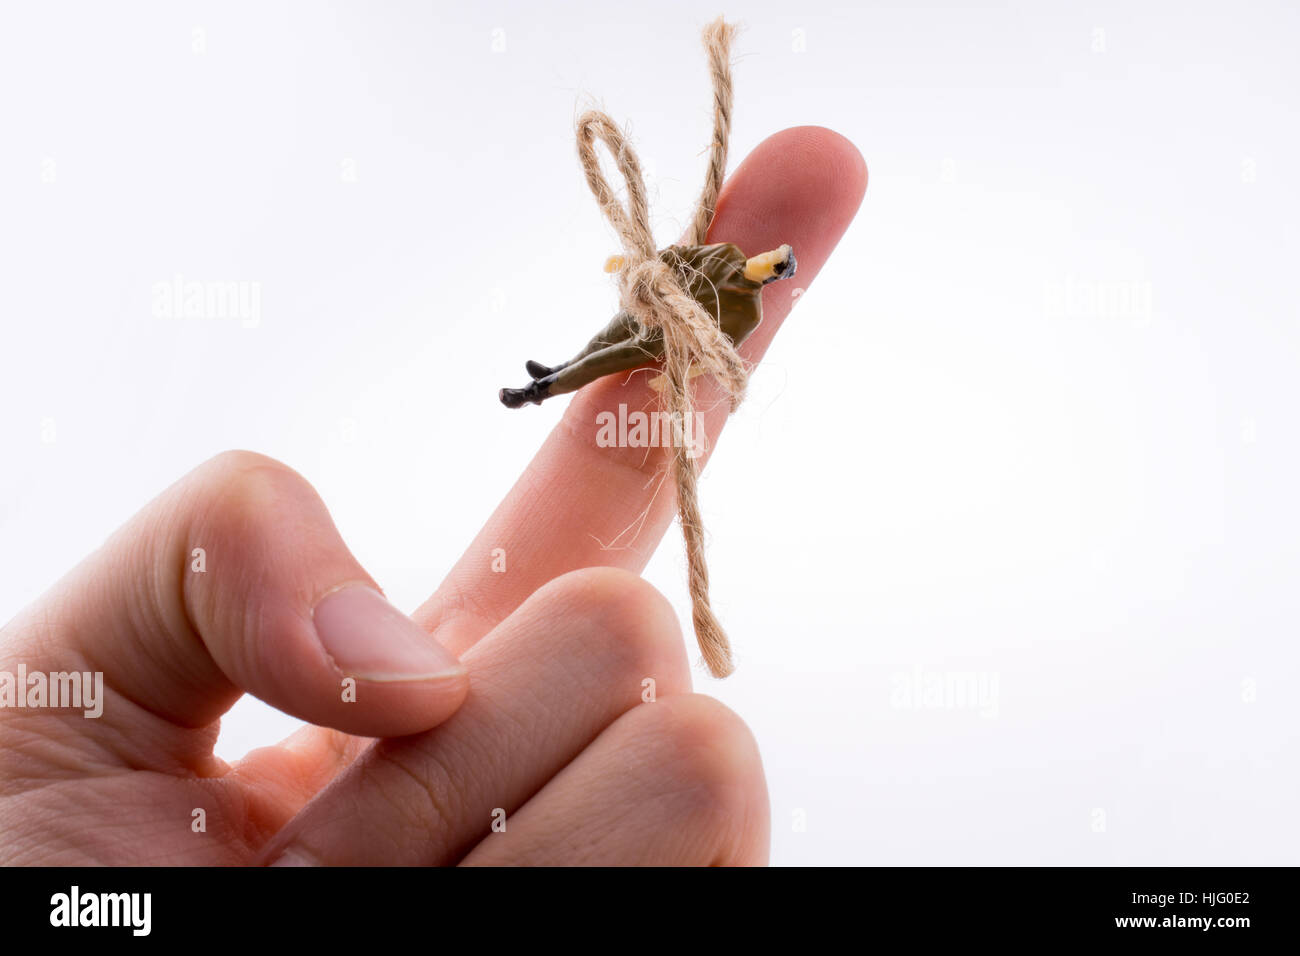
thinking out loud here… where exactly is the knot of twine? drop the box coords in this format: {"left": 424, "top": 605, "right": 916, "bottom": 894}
{"left": 575, "top": 17, "right": 745, "bottom": 678}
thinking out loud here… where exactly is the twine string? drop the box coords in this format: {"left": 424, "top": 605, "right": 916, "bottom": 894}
{"left": 574, "top": 17, "right": 745, "bottom": 678}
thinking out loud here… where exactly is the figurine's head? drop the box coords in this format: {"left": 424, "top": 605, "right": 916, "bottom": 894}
{"left": 743, "top": 244, "right": 797, "bottom": 284}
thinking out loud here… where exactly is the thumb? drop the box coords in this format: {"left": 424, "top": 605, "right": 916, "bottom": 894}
{"left": 1, "top": 450, "right": 467, "bottom": 738}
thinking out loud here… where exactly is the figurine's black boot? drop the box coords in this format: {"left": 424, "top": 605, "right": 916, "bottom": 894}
{"left": 499, "top": 377, "right": 552, "bottom": 408}
{"left": 525, "top": 360, "right": 567, "bottom": 379}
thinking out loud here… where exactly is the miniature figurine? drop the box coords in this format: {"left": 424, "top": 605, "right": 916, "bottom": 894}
{"left": 499, "top": 241, "right": 796, "bottom": 407}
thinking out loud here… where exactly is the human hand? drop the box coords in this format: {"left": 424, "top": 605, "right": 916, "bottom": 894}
{"left": 0, "top": 127, "right": 866, "bottom": 865}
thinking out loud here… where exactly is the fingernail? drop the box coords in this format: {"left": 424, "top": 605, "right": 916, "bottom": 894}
{"left": 313, "top": 585, "right": 464, "bottom": 681}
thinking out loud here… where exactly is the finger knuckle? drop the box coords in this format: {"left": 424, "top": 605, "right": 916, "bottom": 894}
{"left": 198, "top": 451, "right": 313, "bottom": 523}
{"left": 541, "top": 567, "right": 687, "bottom": 687}
{"left": 644, "top": 694, "right": 768, "bottom": 863}
{"left": 180, "top": 451, "right": 336, "bottom": 678}
{"left": 187, "top": 451, "right": 330, "bottom": 567}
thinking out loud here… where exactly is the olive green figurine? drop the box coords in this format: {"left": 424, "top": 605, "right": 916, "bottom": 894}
{"left": 499, "top": 241, "right": 797, "bottom": 408}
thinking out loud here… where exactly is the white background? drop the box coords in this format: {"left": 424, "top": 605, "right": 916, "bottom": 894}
{"left": 2, "top": 1, "right": 1297, "bottom": 865}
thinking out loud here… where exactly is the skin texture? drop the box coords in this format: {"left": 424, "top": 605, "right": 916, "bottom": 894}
{"left": 0, "top": 126, "right": 866, "bottom": 865}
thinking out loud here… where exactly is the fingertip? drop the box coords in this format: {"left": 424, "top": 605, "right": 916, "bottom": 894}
{"left": 363, "top": 666, "right": 472, "bottom": 735}
{"left": 313, "top": 666, "right": 471, "bottom": 738}
{"left": 717, "top": 123, "right": 868, "bottom": 239}
{"left": 694, "top": 125, "right": 867, "bottom": 378}
{"left": 798, "top": 125, "right": 868, "bottom": 200}
{"left": 756, "top": 124, "right": 868, "bottom": 199}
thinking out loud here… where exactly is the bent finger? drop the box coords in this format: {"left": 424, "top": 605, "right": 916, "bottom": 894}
{"left": 261, "top": 567, "right": 692, "bottom": 866}
{"left": 460, "top": 694, "right": 769, "bottom": 866}
{"left": 0, "top": 450, "right": 468, "bottom": 750}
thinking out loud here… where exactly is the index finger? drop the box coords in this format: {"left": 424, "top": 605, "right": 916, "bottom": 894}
{"left": 414, "top": 125, "right": 868, "bottom": 655}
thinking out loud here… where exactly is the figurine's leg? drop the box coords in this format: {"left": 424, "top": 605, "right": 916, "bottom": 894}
{"left": 525, "top": 311, "right": 641, "bottom": 380}
{"left": 500, "top": 336, "right": 660, "bottom": 408}
{"left": 546, "top": 338, "right": 660, "bottom": 397}
{"left": 525, "top": 359, "right": 561, "bottom": 379}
